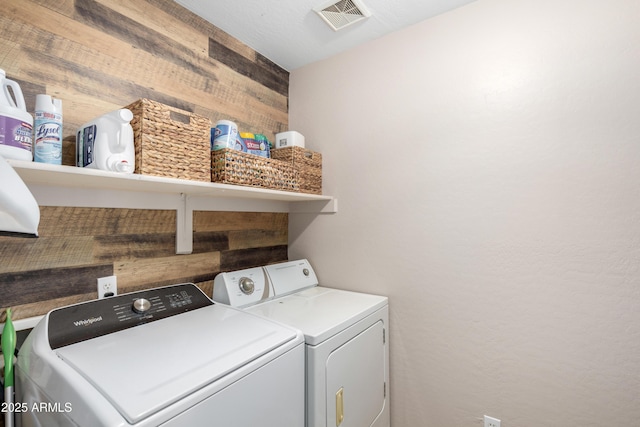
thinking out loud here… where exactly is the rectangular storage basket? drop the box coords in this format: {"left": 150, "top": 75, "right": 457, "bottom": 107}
{"left": 271, "top": 146, "right": 322, "bottom": 194}
{"left": 211, "top": 149, "right": 299, "bottom": 192}
{"left": 125, "top": 99, "right": 211, "bottom": 182}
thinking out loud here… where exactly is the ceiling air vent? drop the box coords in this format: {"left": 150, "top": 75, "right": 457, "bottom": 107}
{"left": 314, "top": 0, "right": 371, "bottom": 31}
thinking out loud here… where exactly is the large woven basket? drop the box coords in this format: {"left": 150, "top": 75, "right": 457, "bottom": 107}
{"left": 271, "top": 147, "right": 322, "bottom": 194}
{"left": 211, "top": 149, "right": 299, "bottom": 192}
{"left": 125, "top": 99, "right": 211, "bottom": 182}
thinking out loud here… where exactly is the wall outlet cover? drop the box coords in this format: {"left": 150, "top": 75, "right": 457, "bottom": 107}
{"left": 97, "top": 275, "right": 118, "bottom": 298}
{"left": 484, "top": 415, "right": 501, "bottom": 427}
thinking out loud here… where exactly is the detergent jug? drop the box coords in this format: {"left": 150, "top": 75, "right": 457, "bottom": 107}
{"left": 76, "top": 109, "right": 135, "bottom": 173}
{"left": 0, "top": 69, "right": 33, "bottom": 161}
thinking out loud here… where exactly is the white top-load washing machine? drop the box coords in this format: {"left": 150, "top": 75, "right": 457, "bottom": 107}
{"left": 15, "top": 283, "right": 305, "bottom": 427}
{"left": 213, "top": 259, "right": 390, "bottom": 427}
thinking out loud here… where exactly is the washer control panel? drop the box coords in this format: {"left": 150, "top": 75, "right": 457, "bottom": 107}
{"left": 47, "top": 283, "right": 213, "bottom": 349}
{"left": 131, "top": 298, "right": 152, "bottom": 314}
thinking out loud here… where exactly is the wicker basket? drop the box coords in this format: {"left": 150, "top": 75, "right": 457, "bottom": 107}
{"left": 125, "top": 99, "right": 211, "bottom": 182}
{"left": 211, "top": 149, "right": 299, "bottom": 192}
{"left": 271, "top": 147, "right": 322, "bottom": 194}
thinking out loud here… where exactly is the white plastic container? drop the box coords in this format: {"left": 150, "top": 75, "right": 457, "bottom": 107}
{"left": 76, "top": 109, "right": 135, "bottom": 173}
{"left": 274, "top": 131, "right": 305, "bottom": 149}
{"left": 0, "top": 69, "right": 33, "bottom": 161}
{"left": 34, "top": 94, "right": 63, "bottom": 164}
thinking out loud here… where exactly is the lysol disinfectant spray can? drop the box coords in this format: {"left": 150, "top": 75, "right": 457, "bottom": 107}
{"left": 34, "top": 94, "right": 63, "bottom": 164}
{"left": 0, "top": 69, "right": 33, "bottom": 161}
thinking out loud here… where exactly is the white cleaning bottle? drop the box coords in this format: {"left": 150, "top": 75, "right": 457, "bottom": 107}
{"left": 0, "top": 69, "right": 33, "bottom": 162}
{"left": 76, "top": 109, "right": 135, "bottom": 173}
{"left": 34, "top": 94, "right": 63, "bottom": 164}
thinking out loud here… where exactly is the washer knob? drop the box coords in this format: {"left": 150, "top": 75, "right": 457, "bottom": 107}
{"left": 132, "top": 298, "right": 151, "bottom": 314}
{"left": 239, "top": 277, "right": 255, "bottom": 295}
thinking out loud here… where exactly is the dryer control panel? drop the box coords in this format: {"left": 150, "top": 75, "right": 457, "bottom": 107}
{"left": 47, "top": 283, "right": 212, "bottom": 349}
{"left": 213, "top": 259, "right": 319, "bottom": 308}
{"left": 264, "top": 259, "right": 318, "bottom": 297}
{"left": 213, "top": 267, "right": 272, "bottom": 308}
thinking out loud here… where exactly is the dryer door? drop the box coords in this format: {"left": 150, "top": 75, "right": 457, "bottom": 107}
{"left": 326, "top": 320, "right": 385, "bottom": 427}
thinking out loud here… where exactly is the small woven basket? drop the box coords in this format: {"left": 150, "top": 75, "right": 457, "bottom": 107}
{"left": 211, "top": 149, "right": 299, "bottom": 192}
{"left": 271, "top": 147, "right": 322, "bottom": 194}
{"left": 125, "top": 99, "right": 211, "bottom": 182}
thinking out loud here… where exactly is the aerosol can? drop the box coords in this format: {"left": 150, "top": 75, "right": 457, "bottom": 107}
{"left": 34, "top": 94, "right": 63, "bottom": 165}
{"left": 76, "top": 109, "right": 135, "bottom": 173}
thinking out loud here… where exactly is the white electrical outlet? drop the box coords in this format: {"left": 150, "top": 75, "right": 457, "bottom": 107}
{"left": 97, "top": 275, "right": 118, "bottom": 298}
{"left": 484, "top": 415, "right": 501, "bottom": 427}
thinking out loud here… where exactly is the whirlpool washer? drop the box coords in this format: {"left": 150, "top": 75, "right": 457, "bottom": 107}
{"left": 213, "top": 259, "right": 390, "bottom": 427}
{"left": 16, "top": 283, "right": 304, "bottom": 427}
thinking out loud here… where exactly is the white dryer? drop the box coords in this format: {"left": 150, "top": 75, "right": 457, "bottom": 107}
{"left": 213, "top": 259, "right": 390, "bottom": 427}
{"left": 16, "top": 283, "right": 305, "bottom": 427}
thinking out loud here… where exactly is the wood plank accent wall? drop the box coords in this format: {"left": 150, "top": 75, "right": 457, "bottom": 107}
{"left": 1, "top": 0, "right": 289, "bottom": 165}
{"left": 0, "top": 0, "right": 291, "bottom": 321}
{"left": 0, "top": 208, "right": 288, "bottom": 320}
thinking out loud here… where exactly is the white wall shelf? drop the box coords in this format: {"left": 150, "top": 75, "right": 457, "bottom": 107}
{"left": 8, "top": 160, "right": 337, "bottom": 254}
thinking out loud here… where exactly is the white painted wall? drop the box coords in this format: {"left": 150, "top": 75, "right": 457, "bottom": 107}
{"left": 288, "top": 0, "right": 640, "bottom": 425}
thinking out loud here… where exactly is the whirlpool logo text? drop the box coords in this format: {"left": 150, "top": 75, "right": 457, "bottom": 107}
{"left": 73, "top": 316, "right": 103, "bottom": 327}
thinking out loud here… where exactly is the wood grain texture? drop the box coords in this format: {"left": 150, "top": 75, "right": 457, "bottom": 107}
{"left": 0, "top": 264, "right": 113, "bottom": 307}
{"left": 193, "top": 211, "right": 288, "bottom": 232}
{"left": 221, "top": 246, "right": 289, "bottom": 271}
{"left": 0, "top": 235, "right": 95, "bottom": 273}
{"left": 0, "top": 1, "right": 292, "bottom": 321}
{"left": 209, "top": 38, "right": 288, "bottom": 97}
{"left": 114, "top": 252, "right": 220, "bottom": 290}
{"left": 0, "top": 207, "right": 288, "bottom": 319}
{"left": 38, "top": 207, "right": 176, "bottom": 236}
{"left": 0, "top": 0, "right": 289, "bottom": 163}
{"left": 192, "top": 231, "right": 229, "bottom": 254}
{"left": 228, "top": 229, "right": 288, "bottom": 250}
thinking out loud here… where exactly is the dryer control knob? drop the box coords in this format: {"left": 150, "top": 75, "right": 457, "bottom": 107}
{"left": 132, "top": 298, "right": 152, "bottom": 314}
{"left": 239, "top": 277, "right": 255, "bottom": 295}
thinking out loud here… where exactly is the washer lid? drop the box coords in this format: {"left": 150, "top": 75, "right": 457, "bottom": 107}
{"left": 245, "top": 287, "right": 388, "bottom": 345}
{"left": 55, "top": 304, "right": 299, "bottom": 425}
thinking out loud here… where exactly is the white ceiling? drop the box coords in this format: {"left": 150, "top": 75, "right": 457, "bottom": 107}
{"left": 175, "top": 0, "right": 477, "bottom": 71}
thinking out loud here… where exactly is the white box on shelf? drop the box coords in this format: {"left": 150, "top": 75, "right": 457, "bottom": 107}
{"left": 275, "top": 131, "right": 305, "bottom": 149}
